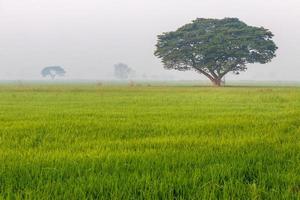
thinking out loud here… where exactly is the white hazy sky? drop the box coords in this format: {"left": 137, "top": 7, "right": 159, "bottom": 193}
{"left": 0, "top": 0, "right": 300, "bottom": 81}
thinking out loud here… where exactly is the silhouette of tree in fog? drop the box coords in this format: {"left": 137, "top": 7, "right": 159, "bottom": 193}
{"left": 41, "top": 66, "right": 66, "bottom": 79}
{"left": 114, "top": 63, "right": 135, "bottom": 80}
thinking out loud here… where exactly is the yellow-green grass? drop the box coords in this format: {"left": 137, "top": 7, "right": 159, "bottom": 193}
{"left": 0, "top": 85, "right": 299, "bottom": 199}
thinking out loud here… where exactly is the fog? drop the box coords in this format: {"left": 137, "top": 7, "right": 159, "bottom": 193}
{"left": 0, "top": 0, "right": 299, "bottom": 81}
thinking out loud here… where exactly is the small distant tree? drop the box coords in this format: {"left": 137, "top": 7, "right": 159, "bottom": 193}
{"left": 41, "top": 66, "right": 66, "bottom": 79}
{"left": 114, "top": 63, "right": 135, "bottom": 79}
{"left": 154, "top": 18, "right": 278, "bottom": 86}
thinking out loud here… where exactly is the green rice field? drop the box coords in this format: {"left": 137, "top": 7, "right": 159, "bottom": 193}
{"left": 0, "top": 84, "right": 299, "bottom": 199}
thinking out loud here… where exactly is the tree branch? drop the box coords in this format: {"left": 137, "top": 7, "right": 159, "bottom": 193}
{"left": 190, "top": 58, "right": 215, "bottom": 81}
{"left": 209, "top": 69, "right": 219, "bottom": 79}
{"left": 194, "top": 67, "right": 215, "bottom": 81}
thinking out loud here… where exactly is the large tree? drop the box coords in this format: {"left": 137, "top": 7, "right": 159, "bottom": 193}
{"left": 154, "top": 18, "right": 278, "bottom": 86}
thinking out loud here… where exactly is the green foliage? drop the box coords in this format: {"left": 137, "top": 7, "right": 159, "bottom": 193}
{"left": 0, "top": 85, "right": 299, "bottom": 199}
{"left": 155, "top": 18, "right": 278, "bottom": 86}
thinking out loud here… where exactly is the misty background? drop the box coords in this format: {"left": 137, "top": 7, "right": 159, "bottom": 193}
{"left": 0, "top": 0, "right": 299, "bottom": 81}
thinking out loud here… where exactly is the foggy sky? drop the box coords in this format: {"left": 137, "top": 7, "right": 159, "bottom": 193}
{"left": 0, "top": 0, "right": 300, "bottom": 81}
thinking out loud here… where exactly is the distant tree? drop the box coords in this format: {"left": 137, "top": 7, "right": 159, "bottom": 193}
{"left": 114, "top": 63, "right": 135, "bottom": 79}
{"left": 154, "top": 18, "right": 278, "bottom": 86}
{"left": 41, "top": 66, "right": 66, "bottom": 79}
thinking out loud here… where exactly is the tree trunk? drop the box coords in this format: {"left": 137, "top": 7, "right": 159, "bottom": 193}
{"left": 195, "top": 68, "right": 223, "bottom": 87}
{"left": 211, "top": 78, "right": 222, "bottom": 87}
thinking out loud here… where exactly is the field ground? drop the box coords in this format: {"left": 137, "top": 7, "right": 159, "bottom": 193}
{"left": 0, "top": 84, "right": 299, "bottom": 199}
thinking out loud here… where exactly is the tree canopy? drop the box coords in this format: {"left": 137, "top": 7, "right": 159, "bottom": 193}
{"left": 154, "top": 18, "right": 278, "bottom": 86}
{"left": 41, "top": 66, "right": 66, "bottom": 79}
